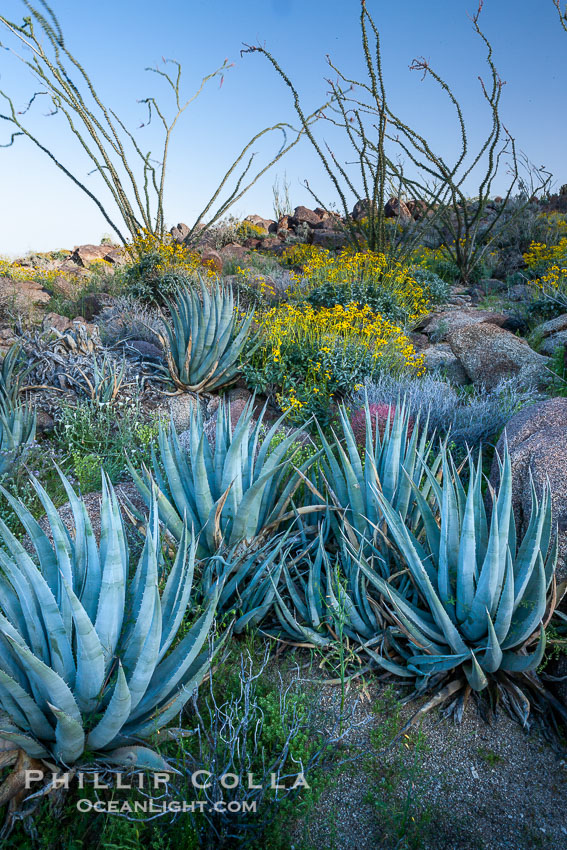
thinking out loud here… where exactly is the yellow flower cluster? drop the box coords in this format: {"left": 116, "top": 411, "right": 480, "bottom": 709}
{"left": 282, "top": 245, "right": 429, "bottom": 324}
{"left": 258, "top": 302, "right": 424, "bottom": 414}
{"left": 523, "top": 237, "right": 567, "bottom": 300}
{"left": 127, "top": 230, "right": 217, "bottom": 277}
{"left": 0, "top": 259, "right": 73, "bottom": 288}
{"left": 235, "top": 266, "right": 276, "bottom": 298}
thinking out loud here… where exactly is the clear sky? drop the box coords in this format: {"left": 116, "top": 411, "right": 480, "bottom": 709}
{"left": 0, "top": 0, "right": 565, "bottom": 255}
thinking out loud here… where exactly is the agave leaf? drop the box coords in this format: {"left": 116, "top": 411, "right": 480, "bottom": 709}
{"left": 87, "top": 663, "right": 131, "bottom": 751}
{"left": 499, "top": 629, "right": 546, "bottom": 672}
{"left": 48, "top": 703, "right": 85, "bottom": 764}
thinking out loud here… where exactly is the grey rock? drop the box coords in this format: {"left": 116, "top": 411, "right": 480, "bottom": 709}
{"left": 422, "top": 309, "right": 508, "bottom": 342}
{"left": 490, "top": 398, "right": 567, "bottom": 582}
{"left": 539, "top": 330, "right": 567, "bottom": 357}
{"left": 448, "top": 323, "right": 549, "bottom": 390}
{"left": 421, "top": 344, "right": 469, "bottom": 385}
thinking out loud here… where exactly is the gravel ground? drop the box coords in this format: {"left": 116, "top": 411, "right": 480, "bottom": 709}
{"left": 286, "top": 670, "right": 567, "bottom": 850}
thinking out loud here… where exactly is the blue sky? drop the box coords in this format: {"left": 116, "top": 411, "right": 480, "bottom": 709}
{"left": 0, "top": 0, "right": 565, "bottom": 255}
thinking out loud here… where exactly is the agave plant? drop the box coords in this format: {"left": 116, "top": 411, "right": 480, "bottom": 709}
{"left": 0, "top": 344, "right": 31, "bottom": 406}
{"left": 271, "top": 529, "right": 383, "bottom": 648}
{"left": 127, "top": 396, "right": 319, "bottom": 557}
{"left": 0, "top": 397, "right": 36, "bottom": 476}
{"left": 69, "top": 353, "right": 128, "bottom": 404}
{"left": 357, "top": 445, "right": 557, "bottom": 703}
{"left": 315, "top": 398, "right": 440, "bottom": 567}
{"left": 0, "top": 470, "right": 222, "bottom": 782}
{"left": 156, "top": 279, "right": 256, "bottom": 392}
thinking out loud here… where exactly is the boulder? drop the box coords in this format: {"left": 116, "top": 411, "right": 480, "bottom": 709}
{"left": 170, "top": 222, "right": 191, "bottom": 244}
{"left": 71, "top": 244, "right": 113, "bottom": 266}
{"left": 421, "top": 343, "right": 469, "bottom": 385}
{"left": 291, "top": 206, "right": 322, "bottom": 227}
{"left": 384, "top": 197, "right": 412, "bottom": 222}
{"left": 490, "top": 398, "right": 567, "bottom": 582}
{"left": 200, "top": 249, "right": 223, "bottom": 275}
{"left": 534, "top": 313, "right": 567, "bottom": 338}
{"left": 352, "top": 199, "right": 378, "bottom": 221}
{"left": 0, "top": 274, "right": 50, "bottom": 309}
{"left": 448, "top": 323, "right": 550, "bottom": 390}
{"left": 421, "top": 309, "right": 508, "bottom": 341}
{"left": 244, "top": 215, "right": 276, "bottom": 233}
{"left": 160, "top": 393, "right": 205, "bottom": 431}
{"left": 540, "top": 330, "right": 567, "bottom": 357}
{"left": 312, "top": 229, "right": 348, "bottom": 249}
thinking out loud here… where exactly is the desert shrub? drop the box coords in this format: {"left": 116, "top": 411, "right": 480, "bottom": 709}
{"left": 123, "top": 230, "right": 217, "bottom": 302}
{"left": 350, "top": 372, "right": 540, "bottom": 450}
{"left": 524, "top": 235, "right": 567, "bottom": 311}
{"left": 96, "top": 295, "right": 164, "bottom": 345}
{"left": 243, "top": 302, "right": 424, "bottom": 426}
{"left": 284, "top": 245, "right": 431, "bottom": 326}
{"left": 54, "top": 398, "right": 162, "bottom": 491}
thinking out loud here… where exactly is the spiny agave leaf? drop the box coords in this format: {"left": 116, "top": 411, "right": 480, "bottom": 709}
{"left": 95, "top": 475, "right": 127, "bottom": 665}
{"left": 274, "top": 590, "right": 330, "bottom": 647}
{"left": 455, "top": 472, "right": 477, "bottom": 624}
{"left": 463, "top": 652, "right": 489, "bottom": 691}
{"left": 124, "top": 592, "right": 162, "bottom": 712}
{"left": 129, "top": 630, "right": 231, "bottom": 738}
{"left": 100, "top": 746, "right": 179, "bottom": 773}
{"left": 2, "top": 634, "right": 81, "bottom": 724}
{"left": 499, "top": 629, "right": 546, "bottom": 672}
{"left": 0, "top": 669, "right": 55, "bottom": 741}
{"left": 372, "top": 490, "right": 469, "bottom": 655}
{"left": 502, "top": 553, "right": 547, "bottom": 650}
{"left": 0, "top": 729, "right": 49, "bottom": 759}
{"left": 48, "top": 703, "right": 85, "bottom": 764}
{"left": 476, "top": 612, "right": 503, "bottom": 674}
{"left": 363, "top": 644, "right": 415, "bottom": 677}
{"left": 0, "top": 522, "right": 75, "bottom": 685}
{"left": 87, "top": 663, "right": 131, "bottom": 751}
{"left": 0, "top": 484, "right": 59, "bottom": 597}
{"left": 129, "top": 589, "right": 219, "bottom": 720}
{"left": 407, "top": 653, "right": 469, "bottom": 674}
{"left": 461, "top": 507, "right": 500, "bottom": 643}
{"left": 493, "top": 547, "right": 515, "bottom": 643}
{"left": 159, "top": 527, "right": 195, "bottom": 660}
{"left": 58, "top": 573, "right": 104, "bottom": 715}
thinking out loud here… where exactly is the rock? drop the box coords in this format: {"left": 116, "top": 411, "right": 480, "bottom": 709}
{"left": 0, "top": 274, "right": 50, "bottom": 309}
{"left": 124, "top": 339, "right": 163, "bottom": 362}
{"left": 477, "top": 278, "right": 508, "bottom": 294}
{"left": 200, "top": 249, "right": 223, "bottom": 275}
{"left": 291, "top": 206, "right": 322, "bottom": 227}
{"left": 421, "top": 344, "right": 469, "bottom": 385}
{"left": 35, "top": 409, "right": 55, "bottom": 435}
{"left": 79, "top": 293, "right": 107, "bottom": 321}
{"left": 540, "top": 330, "right": 567, "bottom": 356}
{"left": 261, "top": 237, "right": 286, "bottom": 254}
{"left": 490, "top": 398, "right": 567, "bottom": 582}
{"left": 422, "top": 309, "right": 508, "bottom": 341}
{"left": 244, "top": 215, "right": 275, "bottom": 234}
{"left": 384, "top": 197, "right": 412, "bottom": 221}
{"left": 406, "top": 199, "right": 429, "bottom": 220}
{"left": 42, "top": 313, "right": 75, "bottom": 333}
{"left": 160, "top": 393, "right": 205, "bottom": 431}
{"left": 170, "top": 222, "right": 191, "bottom": 244}
{"left": 277, "top": 215, "right": 292, "bottom": 232}
{"left": 352, "top": 199, "right": 378, "bottom": 221}
{"left": 220, "top": 244, "right": 248, "bottom": 263}
{"left": 71, "top": 244, "right": 113, "bottom": 267}
{"left": 102, "top": 247, "right": 127, "bottom": 266}
{"left": 507, "top": 284, "right": 533, "bottom": 302}
{"left": 448, "top": 323, "right": 550, "bottom": 390}
{"left": 312, "top": 229, "right": 348, "bottom": 249}
{"left": 534, "top": 314, "right": 567, "bottom": 339}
